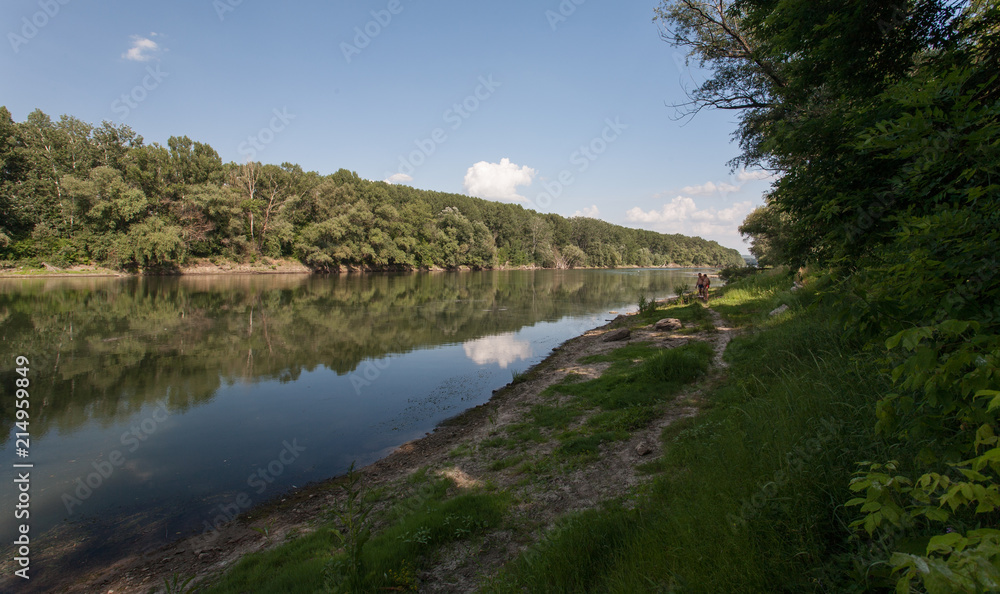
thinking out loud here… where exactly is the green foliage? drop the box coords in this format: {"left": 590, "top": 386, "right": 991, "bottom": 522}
{"left": 636, "top": 293, "right": 661, "bottom": 321}
{"left": 657, "top": 2, "right": 1000, "bottom": 588}
{"left": 718, "top": 264, "right": 759, "bottom": 283}
{"left": 0, "top": 107, "right": 744, "bottom": 271}
{"left": 113, "top": 216, "right": 186, "bottom": 270}
{"left": 162, "top": 573, "right": 197, "bottom": 594}
{"left": 326, "top": 462, "right": 373, "bottom": 592}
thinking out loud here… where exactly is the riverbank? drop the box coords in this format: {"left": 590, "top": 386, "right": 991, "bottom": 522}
{"left": 42, "top": 289, "right": 727, "bottom": 592}
{"left": 0, "top": 258, "right": 725, "bottom": 278}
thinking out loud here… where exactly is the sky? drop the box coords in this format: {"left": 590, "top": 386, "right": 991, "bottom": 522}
{"left": 1, "top": 0, "right": 776, "bottom": 252}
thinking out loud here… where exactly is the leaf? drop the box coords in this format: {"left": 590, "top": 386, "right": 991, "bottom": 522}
{"left": 956, "top": 467, "right": 988, "bottom": 482}
{"left": 927, "top": 532, "right": 963, "bottom": 553}
{"left": 887, "top": 331, "right": 905, "bottom": 350}
{"left": 861, "top": 501, "right": 882, "bottom": 513}
{"left": 937, "top": 319, "right": 972, "bottom": 335}
{"left": 976, "top": 390, "right": 1000, "bottom": 412}
{"left": 923, "top": 507, "right": 951, "bottom": 522}
{"left": 973, "top": 448, "right": 1000, "bottom": 471}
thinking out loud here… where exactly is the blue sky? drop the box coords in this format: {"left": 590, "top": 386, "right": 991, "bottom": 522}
{"left": 2, "top": 0, "right": 774, "bottom": 251}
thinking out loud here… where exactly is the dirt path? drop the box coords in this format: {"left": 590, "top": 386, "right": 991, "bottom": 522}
{"left": 62, "top": 304, "right": 735, "bottom": 594}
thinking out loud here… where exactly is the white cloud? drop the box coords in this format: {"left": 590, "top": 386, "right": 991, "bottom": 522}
{"left": 385, "top": 173, "right": 413, "bottom": 184}
{"left": 680, "top": 181, "right": 740, "bottom": 196}
{"left": 676, "top": 168, "right": 776, "bottom": 198}
{"left": 463, "top": 334, "right": 533, "bottom": 369}
{"left": 123, "top": 34, "right": 161, "bottom": 62}
{"left": 625, "top": 195, "right": 754, "bottom": 238}
{"left": 573, "top": 205, "right": 600, "bottom": 218}
{"left": 463, "top": 158, "right": 536, "bottom": 202}
{"left": 736, "top": 168, "right": 775, "bottom": 183}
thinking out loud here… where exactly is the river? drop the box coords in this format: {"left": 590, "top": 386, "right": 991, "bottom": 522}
{"left": 0, "top": 268, "right": 699, "bottom": 587}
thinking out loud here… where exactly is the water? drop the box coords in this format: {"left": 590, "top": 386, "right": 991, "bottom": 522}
{"left": 0, "top": 268, "right": 699, "bottom": 585}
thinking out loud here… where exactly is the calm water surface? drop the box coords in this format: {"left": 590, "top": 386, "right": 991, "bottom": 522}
{"left": 0, "top": 269, "right": 700, "bottom": 586}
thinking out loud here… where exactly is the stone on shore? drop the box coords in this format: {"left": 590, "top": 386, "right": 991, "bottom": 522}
{"left": 769, "top": 304, "right": 790, "bottom": 316}
{"left": 603, "top": 328, "right": 631, "bottom": 342}
{"left": 655, "top": 317, "right": 683, "bottom": 331}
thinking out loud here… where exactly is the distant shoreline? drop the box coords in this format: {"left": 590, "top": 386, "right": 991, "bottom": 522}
{"left": 0, "top": 258, "right": 724, "bottom": 279}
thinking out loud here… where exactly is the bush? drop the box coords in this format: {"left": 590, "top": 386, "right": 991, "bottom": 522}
{"left": 718, "top": 264, "right": 761, "bottom": 283}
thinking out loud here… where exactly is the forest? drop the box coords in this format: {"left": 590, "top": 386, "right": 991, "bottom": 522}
{"left": 0, "top": 110, "right": 744, "bottom": 272}
{"left": 659, "top": 0, "right": 999, "bottom": 590}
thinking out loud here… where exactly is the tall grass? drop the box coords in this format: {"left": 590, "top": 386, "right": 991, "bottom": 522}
{"left": 200, "top": 477, "right": 508, "bottom": 593}
{"left": 485, "top": 275, "right": 900, "bottom": 593}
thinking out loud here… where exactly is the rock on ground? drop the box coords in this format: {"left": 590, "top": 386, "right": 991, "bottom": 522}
{"left": 655, "top": 318, "right": 683, "bottom": 331}
{"left": 769, "top": 304, "right": 790, "bottom": 316}
{"left": 603, "top": 328, "right": 631, "bottom": 342}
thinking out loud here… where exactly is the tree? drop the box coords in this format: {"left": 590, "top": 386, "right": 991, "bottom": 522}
{"left": 737, "top": 202, "right": 794, "bottom": 266}
{"left": 0, "top": 106, "right": 27, "bottom": 247}
{"left": 113, "top": 216, "right": 186, "bottom": 270}
{"left": 528, "top": 216, "right": 553, "bottom": 264}
{"left": 656, "top": 0, "right": 964, "bottom": 264}
{"left": 561, "top": 244, "right": 587, "bottom": 269}
{"left": 168, "top": 136, "right": 223, "bottom": 185}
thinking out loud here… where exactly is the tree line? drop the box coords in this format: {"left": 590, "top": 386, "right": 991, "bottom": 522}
{"left": 658, "top": 0, "right": 998, "bottom": 589}
{"left": 0, "top": 110, "right": 744, "bottom": 272}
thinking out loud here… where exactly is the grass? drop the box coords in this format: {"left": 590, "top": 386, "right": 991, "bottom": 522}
{"left": 555, "top": 431, "right": 623, "bottom": 458}
{"left": 631, "top": 296, "right": 714, "bottom": 328}
{"left": 199, "top": 472, "right": 508, "bottom": 594}
{"left": 551, "top": 341, "right": 713, "bottom": 411}
{"left": 585, "top": 405, "right": 662, "bottom": 434}
{"left": 482, "top": 273, "right": 902, "bottom": 593}
{"left": 529, "top": 403, "right": 583, "bottom": 429}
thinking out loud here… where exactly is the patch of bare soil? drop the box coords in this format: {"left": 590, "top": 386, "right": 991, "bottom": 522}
{"left": 178, "top": 258, "right": 311, "bottom": 275}
{"left": 62, "top": 304, "right": 735, "bottom": 594}
{"left": 0, "top": 263, "right": 124, "bottom": 277}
